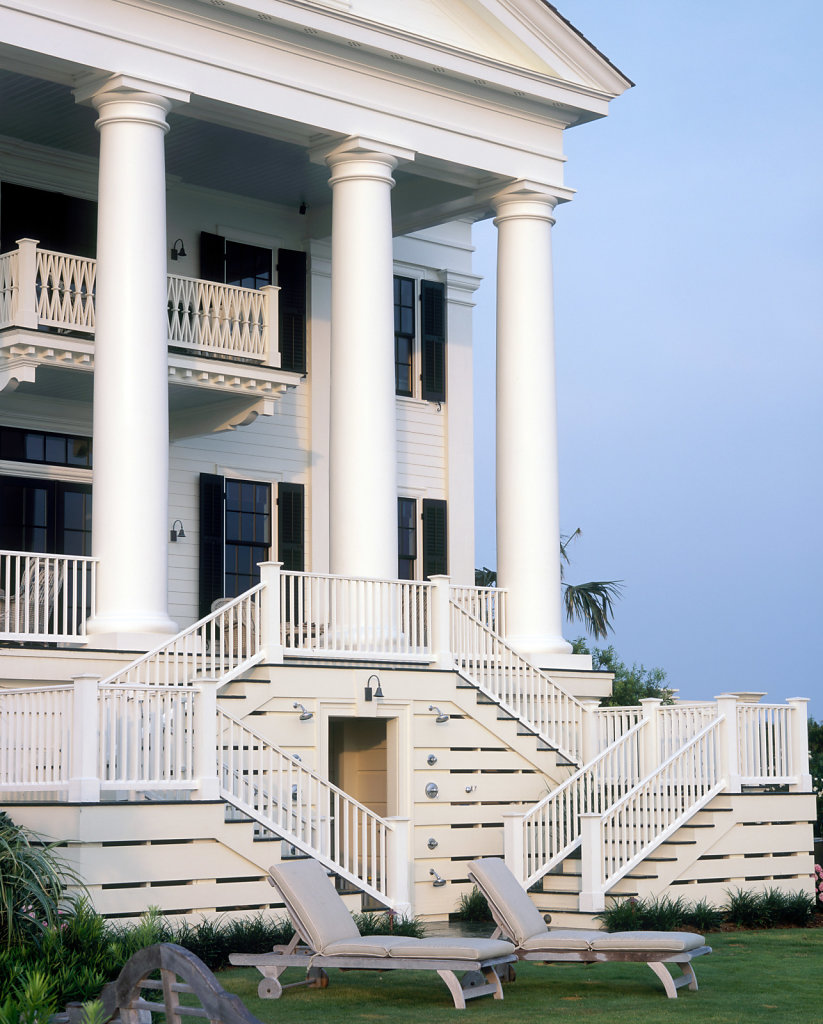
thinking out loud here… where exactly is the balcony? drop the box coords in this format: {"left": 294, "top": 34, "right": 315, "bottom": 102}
{"left": 0, "top": 239, "right": 298, "bottom": 435}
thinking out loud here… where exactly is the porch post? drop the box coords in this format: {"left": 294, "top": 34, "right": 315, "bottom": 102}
{"left": 318, "top": 137, "right": 413, "bottom": 580}
{"left": 492, "top": 181, "right": 572, "bottom": 664}
{"left": 502, "top": 809, "right": 525, "bottom": 882}
{"left": 193, "top": 680, "right": 220, "bottom": 800}
{"left": 75, "top": 75, "right": 189, "bottom": 647}
{"left": 14, "top": 238, "right": 40, "bottom": 330}
{"left": 715, "top": 694, "right": 742, "bottom": 793}
{"left": 429, "top": 575, "right": 452, "bottom": 669}
{"left": 578, "top": 812, "right": 605, "bottom": 912}
{"left": 259, "top": 560, "right": 284, "bottom": 664}
{"left": 69, "top": 674, "right": 101, "bottom": 803}
{"left": 639, "top": 697, "right": 663, "bottom": 775}
{"left": 385, "top": 816, "right": 412, "bottom": 916}
{"left": 786, "top": 697, "right": 813, "bottom": 791}
{"left": 580, "top": 700, "right": 601, "bottom": 765}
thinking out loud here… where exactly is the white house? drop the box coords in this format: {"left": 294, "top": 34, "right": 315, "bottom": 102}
{"left": 0, "top": 0, "right": 815, "bottom": 925}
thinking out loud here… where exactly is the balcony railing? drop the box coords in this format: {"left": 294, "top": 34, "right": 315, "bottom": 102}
{"left": 0, "top": 239, "right": 279, "bottom": 365}
{"left": 0, "top": 551, "right": 97, "bottom": 643}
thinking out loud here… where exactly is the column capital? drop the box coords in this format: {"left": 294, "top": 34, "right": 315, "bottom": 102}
{"left": 487, "top": 179, "right": 575, "bottom": 224}
{"left": 74, "top": 73, "right": 190, "bottom": 130}
{"left": 311, "top": 135, "right": 414, "bottom": 182}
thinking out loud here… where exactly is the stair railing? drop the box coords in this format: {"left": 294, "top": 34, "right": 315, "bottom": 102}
{"left": 579, "top": 715, "right": 724, "bottom": 911}
{"left": 449, "top": 600, "right": 583, "bottom": 763}
{"left": 99, "top": 586, "right": 264, "bottom": 688}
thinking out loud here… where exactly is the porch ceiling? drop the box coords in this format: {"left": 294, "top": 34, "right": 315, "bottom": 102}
{"left": 0, "top": 68, "right": 481, "bottom": 225}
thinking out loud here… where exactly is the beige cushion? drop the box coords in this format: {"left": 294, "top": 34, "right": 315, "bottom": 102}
{"left": 520, "top": 929, "right": 600, "bottom": 952}
{"left": 387, "top": 937, "right": 515, "bottom": 960}
{"left": 468, "top": 858, "right": 548, "bottom": 946}
{"left": 590, "top": 931, "right": 705, "bottom": 953}
{"left": 323, "top": 936, "right": 397, "bottom": 957}
{"left": 268, "top": 860, "right": 359, "bottom": 953}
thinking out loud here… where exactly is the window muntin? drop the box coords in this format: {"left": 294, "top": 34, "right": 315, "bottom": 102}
{"left": 0, "top": 427, "right": 92, "bottom": 468}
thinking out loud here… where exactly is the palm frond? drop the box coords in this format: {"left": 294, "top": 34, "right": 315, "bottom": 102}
{"left": 563, "top": 579, "right": 624, "bottom": 640}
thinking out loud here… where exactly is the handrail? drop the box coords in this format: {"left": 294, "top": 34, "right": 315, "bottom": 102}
{"left": 217, "top": 708, "right": 394, "bottom": 907}
{"left": 167, "top": 274, "right": 273, "bottom": 362}
{"left": 450, "top": 584, "right": 507, "bottom": 636}
{"left": 99, "top": 586, "right": 263, "bottom": 687}
{"left": 0, "top": 550, "right": 97, "bottom": 642}
{"left": 518, "top": 718, "right": 647, "bottom": 887}
{"left": 450, "top": 600, "right": 583, "bottom": 763}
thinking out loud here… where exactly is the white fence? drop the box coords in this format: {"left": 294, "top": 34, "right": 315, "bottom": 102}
{"left": 280, "top": 571, "right": 431, "bottom": 660}
{"left": 0, "top": 240, "right": 277, "bottom": 364}
{"left": 450, "top": 600, "right": 583, "bottom": 763}
{"left": 217, "top": 709, "right": 396, "bottom": 906}
{"left": 0, "top": 551, "right": 97, "bottom": 642}
{"left": 737, "top": 703, "right": 794, "bottom": 783}
{"left": 450, "top": 585, "right": 507, "bottom": 637}
{"left": 596, "top": 706, "right": 642, "bottom": 749}
{"left": 0, "top": 686, "right": 73, "bottom": 791}
{"left": 659, "top": 702, "right": 718, "bottom": 759}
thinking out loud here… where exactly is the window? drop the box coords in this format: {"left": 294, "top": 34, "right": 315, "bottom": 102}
{"left": 0, "top": 427, "right": 91, "bottom": 468}
{"left": 397, "top": 497, "right": 417, "bottom": 579}
{"left": 393, "top": 275, "right": 446, "bottom": 403}
{"left": 0, "top": 477, "right": 92, "bottom": 555}
{"left": 224, "top": 479, "right": 271, "bottom": 598}
{"left": 397, "top": 497, "right": 447, "bottom": 580}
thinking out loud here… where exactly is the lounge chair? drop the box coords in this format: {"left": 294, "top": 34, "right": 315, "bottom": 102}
{"left": 229, "top": 858, "right": 517, "bottom": 1009}
{"left": 468, "top": 857, "right": 711, "bottom": 999}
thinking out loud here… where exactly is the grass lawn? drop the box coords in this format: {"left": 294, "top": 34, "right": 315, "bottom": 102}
{"left": 216, "top": 930, "right": 820, "bottom": 1024}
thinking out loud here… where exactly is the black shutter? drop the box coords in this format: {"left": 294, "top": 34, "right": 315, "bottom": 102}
{"left": 200, "top": 231, "right": 226, "bottom": 283}
{"left": 278, "top": 249, "right": 307, "bottom": 372}
{"left": 278, "top": 482, "right": 305, "bottom": 572}
{"left": 422, "top": 499, "right": 448, "bottom": 579}
{"left": 421, "top": 280, "right": 446, "bottom": 403}
{"left": 199, "top": 473, "right": 225, "bottom": 617}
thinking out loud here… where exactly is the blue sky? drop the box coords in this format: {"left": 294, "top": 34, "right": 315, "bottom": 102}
{"left": 472, "top": 1, "right": 823, "bottom": 715}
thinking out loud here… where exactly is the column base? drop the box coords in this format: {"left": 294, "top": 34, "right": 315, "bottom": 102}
{"left": 506, "top": 633, "right": 594, "bottom": 672}
{"left": 85, "top": 612, "right": 178, "bottom": 652}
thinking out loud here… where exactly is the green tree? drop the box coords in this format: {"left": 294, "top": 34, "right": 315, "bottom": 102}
{"left": 572, "top": 637, "right": 675, "bottom": 706}
{"left": 809, "top": 716, "right": 823, "bottom": 838}
{"left": 475, "top": 528, "right": 623, "bottom": 639}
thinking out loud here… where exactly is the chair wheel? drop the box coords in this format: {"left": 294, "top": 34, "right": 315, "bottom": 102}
{"left": 257, "top": 978, "right": 282, "bottom": 999}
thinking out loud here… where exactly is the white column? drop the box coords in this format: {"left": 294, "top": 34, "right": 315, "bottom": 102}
{"left": 321, "top": 138, "right": 413, "bottom": 580}
{"left": 77, "top": 76, "right": 188, "bottom": 646}
{"left": 493, "top": 182, "right": 571, "bottom": 662}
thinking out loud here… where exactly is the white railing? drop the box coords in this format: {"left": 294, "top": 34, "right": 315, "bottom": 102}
{"left": 450, "top": 585, "right": 507, "bottom": 636}
{"left": 0, "top": 250, "right": 17, "bottom": 326}
{"left": 36, "top": 248, "right": 96, "bottom": 332}
{"left": 515, "top": 718, "right": 647, "bottom": 886}
{"left": 1, "top": 240, "right": 277, "bottom": 364}
{"left": 0, "top": 551, "right": 97, "bottom": 642}
{"left": 217, "top": 708, "right": 394, "bottom": 906}
{"left": 100, "top": 586, "right": 263, "bottom": 688}
{"left": 737, "top": 703, "right": 793, "bottom": 783}
{"left": 0, "top": 685, "right": 73, "bottom": 791}
{"left": 596, "top": 706, "right": 642, "bottom": 749}
{"left": 450, "top": 601, "right": 583, "bottom": 763}
{"left": 659, "top": 702, "right": 718, "bottom": 759}
{"left": 281, "top": 571, "right": 431, "bottom": 660}
{"left": 167, "top": 275, "right": 275, "bottom": 362}
{"left": 581, "top": 717, "right": 725, "bottom": 909}
{"left": 98, "top": 684, "right": 197, "bottom": 789}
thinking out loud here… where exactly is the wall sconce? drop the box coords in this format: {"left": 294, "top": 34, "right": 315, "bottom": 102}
{"left": 293, "top": 702, "right": 313, "bottom": 721}
{"left": 298, "top": 201, "right": 308, "bottom": 216}
{"left": 169, "top": 519, "right": 186, "bottom": 542}
{"left": 170, "top": 238, "right": 187, "bottom": 261}
{"left": 428, "top": 705, "right": 448, "bottom": 723}
{"left": 364, "top": 674, "right": 383, "bottom": 702}
{"left": 429, "top": 868, "right": 446, "bottom": 887}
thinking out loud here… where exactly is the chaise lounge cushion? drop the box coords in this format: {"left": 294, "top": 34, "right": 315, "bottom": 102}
{"left": 322, "top": 936, "right": 399, "bottom": 957}
{"left": 590, "top": 931, "right": 705, "bottom": 953}
{"left": 386, "top": 937, "right": 516, "bottom": 960}
{"left": 269, "top": 860, "right": 360, "bottom": 953}
{"left": 467, "top": 856, "right": 549, "bottom": 945}
{"left": 520, "top": 930, "right": 598, "bottom": 952}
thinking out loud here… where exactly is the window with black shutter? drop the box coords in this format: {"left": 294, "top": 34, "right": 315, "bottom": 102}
{"left": 277, "top": 482, "right": 305, "bottom": 572}
{"left": 397, "top": 497, "right": 417, "bottom": 579}
{"left": 225, "top": 479, "right": 271, "bottom": 597}
{"left": 394, "top": 276, "right": 415, "bottom": 396}
{"left": 420, "top": 280, "right": 446, "bottom": 403}
{"left": 278, "top": 249, "right": 307, "bottom": 373}
{"left": 421, "top": 498, "right": 447, "bottom": 579}
{"left": 198, "top": 473, "right": 225, "bottom": 617}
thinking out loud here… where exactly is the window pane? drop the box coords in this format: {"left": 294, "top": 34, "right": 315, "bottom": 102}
{"left": 45, "top": 436, "right": 66, "bottom": 463}
{"left": 25, "top": 433, "right": 44, "bottom": 461}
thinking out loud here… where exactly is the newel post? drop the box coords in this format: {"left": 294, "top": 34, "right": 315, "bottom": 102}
{"left": 259, "top": 561, "right": 283, "bottom": 664}
{"left": 502, "top": 809, "right": 525, "bottom": 881}
{"left": 639, "top": 697, "right": 663, "bottom": 776}
{"left": 429, "top": 575, "right": 452, "bottom": 669}
{"left": 580, "top": 700, "right": 601, "bottom": 765}
{"left": 193, "top": 680, "right": 220, "bottom": 800}
{"left": 715, "top": 693, "right": 742, "bottom": 793}
{"left": 578, "top": 812, "right": 605, "bottom": 912}
{"left": 385, "top": 816, "right": 411, "bottom": 916}
{"left": 260, "top": 285, "right": 281, "bottom": 368}
{"left": 786, "top": 697, "right": 813, "bottom": 791}
{"left": 15, "top": 238, "right": 40, "bottom": 330}
{"left": 69, "top": 674, "right": 101, "bottom": 802}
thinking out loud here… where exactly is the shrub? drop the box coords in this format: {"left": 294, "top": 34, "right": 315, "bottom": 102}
{"left": 682, "top": 898, "right": 724, "bottom": 932}
{"left": 723, "top": 887, "right": 815, "bottom": 929}
{"left": 353, "top": 910, "right": 426, "bottom": 937}
{"left": 453, "top": 886, "right": 493, "bottom": 923}
{"left": 599, "top": 894, "right": 720, "bottom": 932}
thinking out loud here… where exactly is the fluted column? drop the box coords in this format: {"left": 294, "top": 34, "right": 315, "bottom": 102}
{"left": 493, "top": 181, "right": 571, "bottom": 661}
{"left": 77, "top": 76, "right": 188, "bottom": 645}
{"left": 321, "top": 138, "right": 413, "bottom": 579}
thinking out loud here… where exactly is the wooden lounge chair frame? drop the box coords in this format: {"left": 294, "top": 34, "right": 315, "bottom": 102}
{"left": 468, "top": 858, "right": 712, "bottom": 999}
{"left": 229, "top": 859, "right": 517, "bottom": 1009}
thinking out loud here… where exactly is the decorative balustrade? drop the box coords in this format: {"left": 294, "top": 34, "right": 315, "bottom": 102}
{"left": 0, "top": 685, "right": 73, "bottom": 791}
{"left": 450, "top": 601, "right": 583, "bottom": 763}
{"left": 0, "top": 550, "right": 97, "bottom": 642}
{"left": 100, "top": 586, "right": 263, "bottom": 688}
{"left": 659, "top": 702, "right": 718, "bottom": 759}
{"left": 217, "top": 708, "right": 395, "bottom": 905}
{"left": 0, "top": 240, "right": 277, "bottom": 364}
{"left": 450, "top": 584, "right": 507, "bottom": 636}
{"left": 280, "top": 571, "right": 431, "bottom": 660}
{"left": 737, "top": 703, "right": 793, "bottom": 783}
{"left": 595, "top": 706, "right": 642, "bottom": 749}
{"left": 580, "top": 717, "right": 725, "bottom": 911}
{"left": 512, "top": 718, "right": 646, "bottom": 886}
